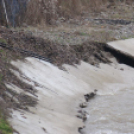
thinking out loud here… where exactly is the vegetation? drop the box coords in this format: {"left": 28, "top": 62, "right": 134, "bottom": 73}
{"left": 0, "top": 38, "right": 7, "bottom": 44}
{"left": 0, "top": 112, "right": 13, "bottom": 134}
{"left": 0, "top": 0, "right": 134, "bottom": 26}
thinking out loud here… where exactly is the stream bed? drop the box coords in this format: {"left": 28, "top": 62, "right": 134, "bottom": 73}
{"left": 82, "top": 88, "right": 134, "bottom": 134}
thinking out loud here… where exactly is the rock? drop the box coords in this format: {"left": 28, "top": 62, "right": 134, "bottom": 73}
{"left": 79, "top": 102, "right": 87, "bottom": 108}
{"left": 120, "top": 68, "right": 124, "bottom": 71}
{"left": 83, "top": 114, "right": 87, "bottom": 122}
{"left": 84, "top": 89, "right": 97, "bottom": 102}
{"left": 78, "top": 127, "right": 83, "bottom": 133}
{"left": 42, "top": 127, "right": 47, "bottom": 133}
{"left": 76, "top": 114, "right": 83, "bottom": 119}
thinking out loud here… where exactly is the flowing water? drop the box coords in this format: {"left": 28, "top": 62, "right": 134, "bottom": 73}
{"left": 82, "top": 89, "right": 134, "bottom": 134}
{"left": 65, "top": 61, "right": 134, "bottom": 134}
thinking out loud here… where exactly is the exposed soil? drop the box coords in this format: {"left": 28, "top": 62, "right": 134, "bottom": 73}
{"left": 0, "top": 27, "right": 113, "bottom": 67}
{"left": 0, "top": 27, "right": 115, "bottom": 121}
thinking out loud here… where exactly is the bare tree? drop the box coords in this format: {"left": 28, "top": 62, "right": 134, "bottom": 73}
{"left": 2, "top": 0, "right": 9, "bottom": 26}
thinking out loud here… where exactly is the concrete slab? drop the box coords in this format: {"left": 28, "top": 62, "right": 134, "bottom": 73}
{"left": 107, "top": 38, "right": 134, "bottom": 57}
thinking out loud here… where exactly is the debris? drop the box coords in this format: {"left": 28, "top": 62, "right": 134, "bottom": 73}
{"left": 78, "top": 127, "right": 83, "bottom": 133}
{"left": 79, "top": 102, "right": 87, "bottom": 108}
{"left": 120, "top": 68, "right": 124, "bottom": 71}
{"left": 0, "top": 27, "right": 113, "bottom": 67}
{"left": 42, "top": 127, "right": 47, "bottom": 133}
{"left": 84, "top": 89, "right": 97, "bottom": 102}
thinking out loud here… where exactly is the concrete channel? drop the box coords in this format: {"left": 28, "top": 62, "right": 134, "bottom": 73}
{"left": 7, "top": 38, "right": 134, "bottom": 134}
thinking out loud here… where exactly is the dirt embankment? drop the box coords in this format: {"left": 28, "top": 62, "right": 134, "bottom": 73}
{"left": 0, "top": 27, "right": 114, "bottom": 115}
{"left": 1, "top": 27, "right": 113, "bottom": 66}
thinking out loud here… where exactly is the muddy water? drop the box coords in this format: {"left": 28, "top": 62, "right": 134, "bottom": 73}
{"left": 82, "top": 88, "right": 134, "bottom": 134}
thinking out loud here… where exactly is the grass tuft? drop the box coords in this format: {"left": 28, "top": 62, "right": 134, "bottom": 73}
{"left": 0, "top": 38, "right": 7, "bottom": 44}
{"left": 0, "top": 113, "right": 13, "bottom": 134}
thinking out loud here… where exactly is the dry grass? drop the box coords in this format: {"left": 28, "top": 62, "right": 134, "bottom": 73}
{"left": 1, "top": 0, "right": 134, "bottom": 26}
{"left": 24, "top": 0, "right": 134, "bottom": 26}
{"left": 57, "top": 0, "right": 108, "bottom": 16}
{"left": 24, "top": 0, "right": 58, "bottom": 25}
{"left": 24, "top": 0, "right": 106, "bottom": 25}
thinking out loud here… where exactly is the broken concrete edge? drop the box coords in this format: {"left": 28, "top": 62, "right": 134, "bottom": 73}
{"left": 104, "top": 43, "right": 134, "bottom": 67}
